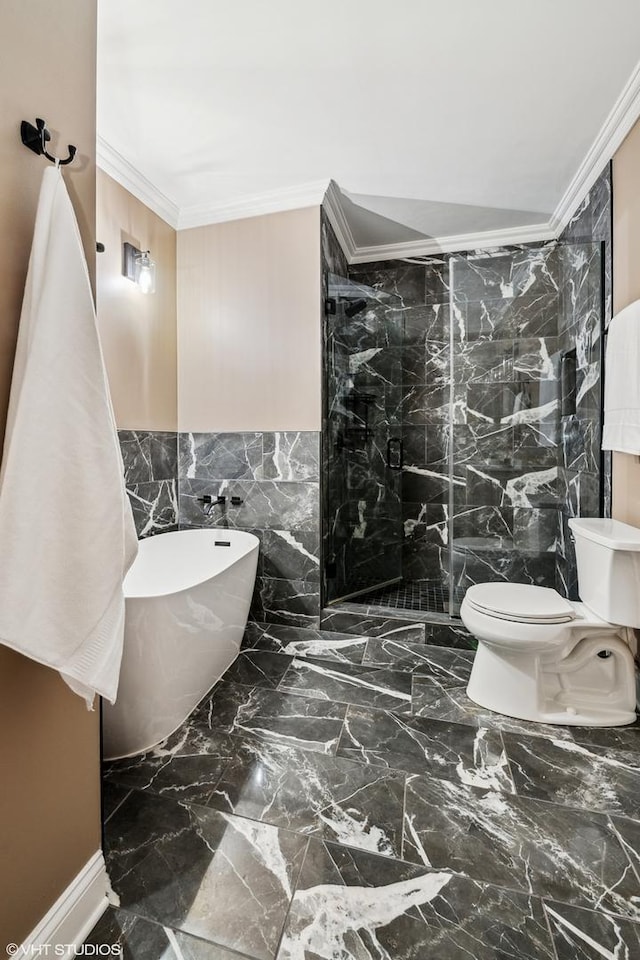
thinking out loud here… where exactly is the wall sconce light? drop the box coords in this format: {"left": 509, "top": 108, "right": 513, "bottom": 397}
{"left": 123, "top": 242, "right": 156, "bottom": 294}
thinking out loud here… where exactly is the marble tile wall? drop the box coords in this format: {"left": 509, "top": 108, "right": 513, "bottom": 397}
{"left": 322, "top": 213, "right": 404, "bottom": 603}
{"left": 118, "top": 430, "right": 178, "bottom": 538}
{"left": 557, "top": 164, "right": 612, "bottom": 595}
{"left": 448, "top": 243, "right": 564, "bottom": 597}
{"left": 178, "top": 431, "right": 321, "bottom": 627}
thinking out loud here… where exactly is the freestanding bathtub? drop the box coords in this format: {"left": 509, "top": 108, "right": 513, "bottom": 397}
{"left": 102, "top": 528, "right": 259, "bottom": 759}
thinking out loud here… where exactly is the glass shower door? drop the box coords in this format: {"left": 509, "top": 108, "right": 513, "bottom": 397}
{"left": 323, "top": 273, "right": 404, "bottom": 604}
{"left": 448, "top": 241, "right": 603, "bottom": 612}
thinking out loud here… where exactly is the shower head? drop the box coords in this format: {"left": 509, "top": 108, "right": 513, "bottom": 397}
{"left": 344, "top": 298, "right": 367, "bottom": 318}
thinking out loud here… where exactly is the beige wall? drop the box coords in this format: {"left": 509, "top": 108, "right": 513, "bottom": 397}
{"left": 178, "top": 206, "right": 322, "bottom": 432}
{"left": 612, "top": 118, "right": 640, "bottom": 526}
{"left": 96, "top": 170, "right": 177, "bottom": 430}
{"left": 0, "top": 0, "right": 100, "bottom": 949}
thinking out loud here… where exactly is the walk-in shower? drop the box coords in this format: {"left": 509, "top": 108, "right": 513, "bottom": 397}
{"left": 322, "top": 221, "right": 604, "bottom": 618}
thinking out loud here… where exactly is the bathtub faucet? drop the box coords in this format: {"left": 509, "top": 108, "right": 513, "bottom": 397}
{"left": 196, "top": 494, "right": 226, "bottom": 516}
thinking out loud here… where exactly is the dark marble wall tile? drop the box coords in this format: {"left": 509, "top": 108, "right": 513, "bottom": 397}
{"left": 348, "top": 259, "right": 427, "bottom": 307}
{"left": 459, "top": 292, "right": 560, "bottom": 342}
{"left": 179, "top": 478, "right": 318, "bottom": 531}
{"left": 178, "top": 431, "right": 319, "bottom": 483}
{"left": 252, "top": 576, "right": 321, "bottom": 628}
{"left": 260, "top": 432, "right": 320, "bottom": 481}
{"left": 452, "top": 245, "right": 559, "bottom": 306}
{"left": 178, "top": 432, "right": 263, "bottom": 481}
{"left": 127, "top": 480, "right": 177, "bottom": 538}
{"left": 260, "top": 529, "right": 320, "bottom": 582}
{"left": 559, "top": 163, "right": 611, "bottom": 525}
{"left": 119, "top": 430, "right": 178, "bottom": 484}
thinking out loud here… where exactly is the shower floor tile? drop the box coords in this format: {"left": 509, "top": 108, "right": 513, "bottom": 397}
{"left": 351, "top": 579, "right": 465, "bottom": 615}
{"left": 94, "top": 620, "right": 640, "bottom": 960}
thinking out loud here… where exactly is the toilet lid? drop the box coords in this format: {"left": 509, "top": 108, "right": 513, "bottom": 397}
{"left": 465, "top": 583, "right": 577, "bottom": 624}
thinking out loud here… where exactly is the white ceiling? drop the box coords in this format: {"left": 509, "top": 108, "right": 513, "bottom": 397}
{"left": 98, "top": 0, "right": 640, "bottom": 254}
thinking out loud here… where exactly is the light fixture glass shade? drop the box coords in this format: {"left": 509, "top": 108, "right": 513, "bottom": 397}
{"left": 134, "top": 250, "right": 156, "bottom": 294}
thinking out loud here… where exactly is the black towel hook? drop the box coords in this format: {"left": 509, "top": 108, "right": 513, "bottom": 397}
{"left": 20, "top": 118, "right": 77, "bottom": 166}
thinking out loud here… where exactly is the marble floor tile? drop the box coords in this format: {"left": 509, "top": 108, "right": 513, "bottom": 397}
{"left": 411, "top": 677, "right": 574, "bottom": 739}
{"left": 337, "top": 705, "right": 515, "bottom": 792}
{"left": 85, "top": 907, "right": 255, "bottom": 960}
{"left": 362, "top": 637, "right": 475, "bottom": 675}
{"left": 242, "top": 621, "right": 268, "bottom": 649}
{"left": 569, "top": 720, "right": 640, "bottom": 754}
{"left": 208, "top": 737, "right": 405, "bottom": 858}
{"left": 105, "top": 790, "right": 307, "bottom": 960}
{"left": 222, "top": 650, "right": 293, "bottom": 689}
{"left": 102, "top": 782, "right": 130, "bottom": 823}
{"left": 243, "top": 622, "right": 367, "bottom": 663}
{"left": 276, "top": 840, "right": 555, "bottom": 960}
{"left": 104, "top": 737, "right": 239, "bottom": 804}
{"left": 278, "top": 657, "right": 413, "bottom": 713}
{"left": 503, "top": 733, "right": 640, "bottom": 818}
{"left": 320, "top": 608, "right": 426, "bottom": 642}
{"left": 191, "top": 682, "right": 348, "bottom": 755}
{"left": 402, "top": 775, "right": 640, "bottom": 920}
{"left": 544, "top": 900, "right": 640, "bottom": 960}
{"left": 610, "top": 815, "right": 640, "bottom": 880}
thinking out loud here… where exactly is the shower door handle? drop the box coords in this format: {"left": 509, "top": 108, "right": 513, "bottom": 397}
{"left": 386, "top": 437, "right": 403, "bottom": 470}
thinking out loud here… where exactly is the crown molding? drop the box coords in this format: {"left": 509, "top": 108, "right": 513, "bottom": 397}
{"left": 348, "top": 220, "right": 556, "bottom": 263}
{"left": 177, "top": 179, "right": 331, "bottom": 230}
{"left": 98, "top": 56, "right": 640, "bottom": 255}
{"left": 322, "top": 180, "right": 357, "bottom": 260}
{"left": 97, "top": 137, "right": 179, "bottom": 228}
{"left": 550, "top": 58, "right": 640, "bottom": 234}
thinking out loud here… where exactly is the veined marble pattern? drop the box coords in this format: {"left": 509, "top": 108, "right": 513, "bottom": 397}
{"left": 178, "top": 431, "right": 319, "bottom": 483}
{"left": 279, "top": 656, "right": 414, "bottom": 713}
{"left": 178, "top": 681, "right": 349, "bottom": 755}
{"left": 503, "top": 733, "right": 640, "bottom": 819}
{"left": 411, "top": 675, "right": 575, "bottom": 739}
{"left": 278, "top": 841, "right": 556, "bottom": 960}
{"left": 119, "top": 430, "right": 178, "bottom": 484}
{"left": 127, "top": 479, "right": 178, "bottom": 538}
{"left": 402, "top": 776, "right": 640, "bottom": 919}
{"left": 119, "top": 431, "right": 178, "bottom": 538}
{"left": 96, "top": 621, "right": 640, "bottom": 960}
{"left": 243, "top": 621, "right": 368, "bottom": 663}
{"left": 105, "top": 790, "right": 307, "bottom": 960}
{"left": 545, "top": 901, "right": 640, "bottom": 960}
{"left": 86, "top": 907, "right": 248, "bottom": 960}
{"left": 338, "top": 705, "right": 515, "bottom": 791}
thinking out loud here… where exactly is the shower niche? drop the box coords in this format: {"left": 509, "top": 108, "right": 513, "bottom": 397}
{"left": 322, "top": 223, "right": 604, "bottom": 618}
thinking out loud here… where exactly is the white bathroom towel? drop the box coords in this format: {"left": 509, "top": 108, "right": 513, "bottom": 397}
{"left": 0, "top": 166, "right": 138, "bottom": 707}
{"left": 602, "top": 298, "right": 640, "bottom": 454}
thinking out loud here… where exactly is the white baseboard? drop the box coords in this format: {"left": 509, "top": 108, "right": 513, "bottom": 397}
{"left": 20, "top": 851, "right": 110, "bottom": 959}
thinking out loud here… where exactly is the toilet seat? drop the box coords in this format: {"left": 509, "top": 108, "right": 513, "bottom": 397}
{"left": 465, "top": 583, "right": 577, "bottom": 625}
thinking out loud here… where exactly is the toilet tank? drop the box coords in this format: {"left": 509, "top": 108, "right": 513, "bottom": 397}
{"left": 569, "top": 518, "right": 640, "bottom": 627}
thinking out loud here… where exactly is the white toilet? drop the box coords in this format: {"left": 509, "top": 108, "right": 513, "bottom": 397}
{"left": 461, "top": 518, "right": 640, "bottom": 727}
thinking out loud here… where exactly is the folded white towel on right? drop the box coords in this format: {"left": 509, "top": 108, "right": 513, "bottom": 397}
{"left": 602, "top": 298, "right": 640, "bottom": 455}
